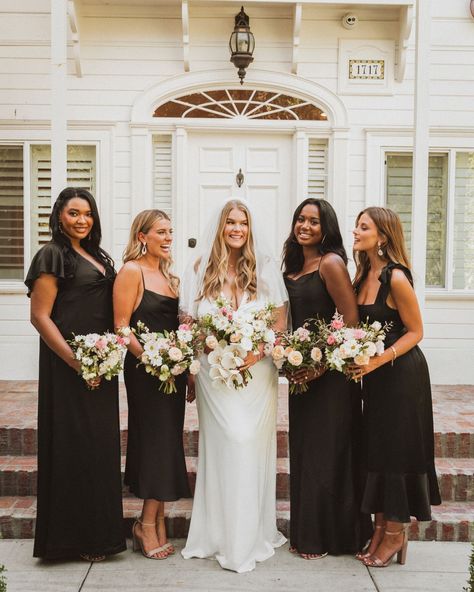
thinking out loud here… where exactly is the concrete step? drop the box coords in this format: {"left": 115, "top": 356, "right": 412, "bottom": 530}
{"left": 1, "top": 456, "right": 472, "bottom": 503}
{"left": 0, "top": 496, "right": 472, "bottom": 542}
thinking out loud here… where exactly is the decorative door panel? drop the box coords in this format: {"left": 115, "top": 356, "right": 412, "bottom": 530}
{"left": 187, "top": 132, "right": 292, "bottom": 262}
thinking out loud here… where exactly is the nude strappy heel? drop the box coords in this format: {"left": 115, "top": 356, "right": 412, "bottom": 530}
{"left": 156, "top": 514, "right": 175, "bottom": 555}
{"left": 355, "top": 523, "right": 385, "bottom": 561}
{"left": 363, "top": 525, "right": 408, "bottom": 567}
{"left": 132, "top": 518, "right": 169, "bottom": 560}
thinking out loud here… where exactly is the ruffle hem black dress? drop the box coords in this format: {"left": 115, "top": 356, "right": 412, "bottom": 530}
{"left": 357, "top": 263, "right": 441, "bottom": 522}
{"left": 285, "top": 269, "right": 373, "bottom": 555}
{"left": 25, "top": 242, "right": 126, "bottom": 559}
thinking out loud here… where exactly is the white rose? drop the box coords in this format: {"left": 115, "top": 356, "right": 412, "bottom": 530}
{"left": 240, "top": 324, "right": 254, "bottom": 338}
{"left": 240, "top": 337, "right": 253, "bottom": 352}
{"left": 263, "top": 342, "right": 274, "bottom": 356}
{"left": 168, "top": 347, "right": 184, "bottom": 362}
{"left": 230, "top": 333, "right": 242, "bottom": 343}
{"left": 263, "top": 329, "right": 275, "bottom": 344}
{"left": 364, "top": 342, "right": 377, "bottom": 357}
{"left": 311, "top": 347, "right": 322, "bottom": 363}
{"left": 189, "top": 360, "right": 201, "bottom": 375}
{"left": 171, "top": 364, "right": 185, "bottom": 376}
{"left": 272, "top": 345, "right": 285, "bottom": 361}
{"left": 287, "top": 350, "right": 303, "bottom": 367}
{"left": 205, "top": 335, "right": 219, "bottom": 350}
{"left": 371, "top": 321, "right": 382, "bottom": 331}
{"left": 354, "top": 353, "right": 370, "bottom": 366}
{"left": 375, "top": 341, "right": 385, "bottom": 355}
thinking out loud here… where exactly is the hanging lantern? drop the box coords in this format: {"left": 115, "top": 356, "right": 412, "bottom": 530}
{"left": 229, "top": 7, "right": 255, "bottom": 85}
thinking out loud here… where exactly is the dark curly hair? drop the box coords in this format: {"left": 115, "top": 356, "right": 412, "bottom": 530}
{"left": 49, "top": 187, "right": 114, "bottom": 278}
{"left": 282, "top": 198, "right": 348, "bottom": 276}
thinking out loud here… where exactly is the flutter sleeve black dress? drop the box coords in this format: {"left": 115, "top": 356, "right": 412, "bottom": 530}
{"left": 285, "top": 269, "right": 373, "bottom": 555}
{"left": 25, "top": 242, "right": 126, "bottom": 560}
{"left": 123, "top": 271, "right": 191, "bottom": 501}
{"left": 357, "top": 263, "right": 441, "bottom": 522}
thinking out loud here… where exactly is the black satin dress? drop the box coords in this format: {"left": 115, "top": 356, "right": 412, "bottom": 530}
{"left": 285, "top": 270, "right": 373, "bottom": 555}
{"left": 357, "top": 263, "right": 441, "bottom": 522}
{"left": 25, "top": 242, "right": 126, "bottom": 560}
{"left": 123, "top": 270, "right": 191, "bottom": 501}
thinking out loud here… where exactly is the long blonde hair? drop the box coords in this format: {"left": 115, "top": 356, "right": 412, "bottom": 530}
{"left": 353, "top": 206, "right": 411, "bottom": 289}
{"left": 123, "top": 209, "right": 179, "bottom": 296}
{"left": 199, "top": 200, "right": 257, "bottom": 301}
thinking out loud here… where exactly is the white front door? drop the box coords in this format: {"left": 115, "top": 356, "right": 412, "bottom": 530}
{"left": 186, "top": 132, "right": 293, "bottom": 261}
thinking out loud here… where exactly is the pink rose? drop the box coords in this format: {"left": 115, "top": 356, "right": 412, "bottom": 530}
{"left": 178, "top": 323, "right": 190, "bottom": 331}
{"left": 116, "top": 336, "right": 129, "bottom": 346}
{"left": 95, "top": 338, "right": 107, "bottom": 350}
{"left": 331, "top": 319, "right": 344, "bottom": 330}
{"left": 353, "top": 329, "right": 366, "bottom": 340}
{"left": 327, "top": 335, "right": 336, "bottom": 345}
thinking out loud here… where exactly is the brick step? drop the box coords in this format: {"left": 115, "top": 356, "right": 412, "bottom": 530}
{"left": 1, "top": 456, "right": 473, "bottom": 503}
{"left": 0, "top": 456, "right": 290, "bottom": 501}
{"left": 1, "top": 383, "right": 473, "bottom": 459}
{"left": 0, "top": 497, "right": 472, "bottom": 542}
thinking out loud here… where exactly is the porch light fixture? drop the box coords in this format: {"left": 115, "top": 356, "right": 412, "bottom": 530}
{"left": 229, "top": 7, "right": 255, "bottom": 85}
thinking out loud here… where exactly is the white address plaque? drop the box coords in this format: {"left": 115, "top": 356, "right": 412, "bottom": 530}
{"left": 349, "top": 59, "right": 385, "bottom": 80}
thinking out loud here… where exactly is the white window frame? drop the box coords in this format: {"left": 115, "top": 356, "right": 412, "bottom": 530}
{"left": 365, "top": 128, "right": 474, "bottom": 297}
{"left": 0, "top": 126, "right": 112, "bottom": 293}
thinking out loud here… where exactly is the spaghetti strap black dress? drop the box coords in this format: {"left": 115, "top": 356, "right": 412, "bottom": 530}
{"left": 123, "top": 271, "right": 191, "bottom": 501}
{"left": 357, "top": 263, "right": 441, "bottom": 522}
{"left": 25, "top": 242, "right": 126, "bottom": 560}
{"left": 285, "top": 269, "right": 373, "bottom": 555}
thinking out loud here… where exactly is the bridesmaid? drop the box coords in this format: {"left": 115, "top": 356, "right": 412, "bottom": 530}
{"left": 25, "top": 187, "right": 126, "bottom": 561}
{"left": 350, "top": 206, "right": 441, "bottom": 567}
{"left": 113, "top": 210, "right": 191, "bottom": 560}
{"left": 282, "top": 198, "right": 373, "bottom": 559}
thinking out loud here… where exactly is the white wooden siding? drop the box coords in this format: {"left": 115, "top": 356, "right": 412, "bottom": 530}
{"left": 0, "top": 0, "right": 473, "bottom": 382}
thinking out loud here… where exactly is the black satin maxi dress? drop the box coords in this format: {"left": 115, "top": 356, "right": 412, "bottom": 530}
{"left": 285, "top": 269, "right": 373, "bottom": 555}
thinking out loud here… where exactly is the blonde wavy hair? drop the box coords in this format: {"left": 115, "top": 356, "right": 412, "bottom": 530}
{"left": 198, "top": 200, "right": 257, "bottom": 301}
{"left": 123, "top": 209, "right": 179, "bottom": 296}
{"left": 353, "top": 206, "right": 411, "bottom": 289}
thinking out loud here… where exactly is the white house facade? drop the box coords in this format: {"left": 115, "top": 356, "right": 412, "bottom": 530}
{"left": 0, "top": 0, "right": 473, "bottom": 382}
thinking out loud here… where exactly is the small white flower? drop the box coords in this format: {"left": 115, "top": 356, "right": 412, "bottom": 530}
{"left": 205, "top": 335, "right": 219, "bottom": 350}
{"left": 272, "top": 345, "right": 285, "bottom": 361}
{"left": 375, "top": 341, "right": 385, "bottom": 355}
{"left": 82, "top": 357, "right": 93, "bottom": 366}
{"left": 263, "top": 328, "right": 275, "bottom": 344}
{"left": 240, "top": 323, "right": 254, "bottom": 338}
{"left": 354, "top": 353, "right": 370, "bottom": 366}
{"left": 364, "top": 342, "right": 377, "bottom": 357}
{"left": 371, "top": 321, "right": 382, "bottom": 331}
{"left": 240, "top": 337, "right": 253, "bottom": 352}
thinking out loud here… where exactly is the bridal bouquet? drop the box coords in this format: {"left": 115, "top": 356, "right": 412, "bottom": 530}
{"left": 271, "top": 325, "right": 324, "bottom": 394}
{"left": 135, "top": 321, "right": 202, "bottom": 394}
{"left": 68, "top": 331, "right": 130, "bottom": 388}
{"left": 199, "top": 296, "right": 277, "bottom": 389}
{"left": 314, "top": 312, "right": 390, "bottom": 380}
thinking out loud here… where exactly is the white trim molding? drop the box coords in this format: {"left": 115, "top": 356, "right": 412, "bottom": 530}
{"left": 131, "top": 69, "right": 349, "bottom": 128}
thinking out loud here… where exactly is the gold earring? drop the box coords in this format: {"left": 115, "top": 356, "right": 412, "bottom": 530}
{"left": 377, "top": 242, "right": 384, "bottom": 257}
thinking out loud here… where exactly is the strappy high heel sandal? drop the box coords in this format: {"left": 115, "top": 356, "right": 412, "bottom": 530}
{"left": 355, "top": 523, "right": 385, "bottom": 561}
{"left": 363, "top": 526, "right": 408, "bottom": 568}
{"left": 132, "top": 518, "right": 169, "bottom": 560}
{"left": 156, "top": 514, "right": 175, "bottom": 556}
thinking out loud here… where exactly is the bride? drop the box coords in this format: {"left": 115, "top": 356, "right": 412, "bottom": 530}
{"left": 180, "top": 198, "right": 289, "bottom": 573}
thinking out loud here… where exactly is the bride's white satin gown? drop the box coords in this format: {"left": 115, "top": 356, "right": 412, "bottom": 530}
{"left": 181, "top": 296, "right": 286, "bottom": 573}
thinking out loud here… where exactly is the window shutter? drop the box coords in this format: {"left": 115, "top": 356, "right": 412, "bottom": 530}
{"left": 30, "top": 145, "right": 96, "bottom": 256}
{"left": 453, "top": 152, "right": 474, "bottom": 289}
{"left": 153, "top": 135, "right": 172, "bottom": 216}
{"left": 0, "top": 146, "right": 24, "bottom": 279}
{"left": 386, "top": 153, "right": 448, "bottom": 288}
{"left": 307, "top": 139, "right": 327, "bottom": 199}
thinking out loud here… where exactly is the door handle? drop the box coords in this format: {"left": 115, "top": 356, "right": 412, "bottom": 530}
{"left": 188, "top": 238, "right": 197, "bottom": 248}
{"left": 236, "top": 168, "right": 244, "bottom": 188}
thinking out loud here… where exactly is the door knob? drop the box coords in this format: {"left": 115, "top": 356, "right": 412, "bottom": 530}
{"left": 188, "top": 238, "right": 197, "bottom": 248}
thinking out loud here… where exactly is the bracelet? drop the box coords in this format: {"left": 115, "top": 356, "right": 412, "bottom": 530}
{"left": 390, "top": 346, "right": 397, "bottom": 366}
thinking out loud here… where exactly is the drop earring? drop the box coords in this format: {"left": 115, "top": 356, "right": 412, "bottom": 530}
{"left": 377, "top": 242, "right": 384, "bottom": 257}
{"left": 141, "top": 242, "right": 147, "bottom": 256}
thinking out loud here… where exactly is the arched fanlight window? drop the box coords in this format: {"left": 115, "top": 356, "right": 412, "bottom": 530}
{"left": 153, "top": 89, "right": 327, "bottom": 120}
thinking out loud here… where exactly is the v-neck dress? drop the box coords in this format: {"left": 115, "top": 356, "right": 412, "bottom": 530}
{"left": 123, "top": 271, "right": 191, "bottom": 501}
{"left": 357, "top": 263, "right": 441, "bottom": 522}
{"left": 25, "top": 242, "right": 126, "bottom": 559}
{"left": 284, "top": 269, "right": 373, "bottom": 555}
